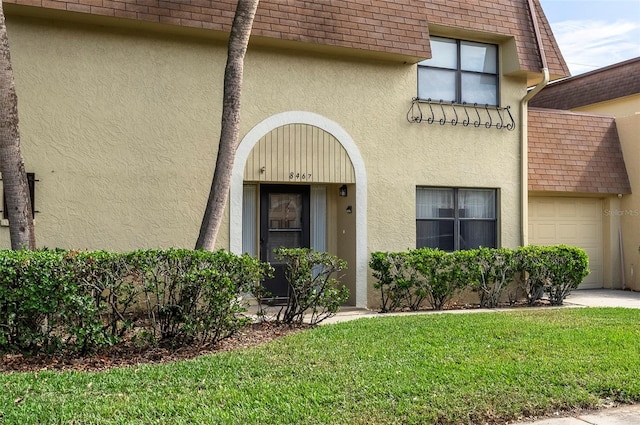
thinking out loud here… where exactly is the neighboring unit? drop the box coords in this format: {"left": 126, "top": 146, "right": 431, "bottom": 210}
{"left": 529, "top": 58, "right": 638, "bottom": 290}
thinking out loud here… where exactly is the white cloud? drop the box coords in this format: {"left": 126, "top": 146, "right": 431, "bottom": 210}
{"left": 551, "top": 19, "right": 640, "bottom": 74}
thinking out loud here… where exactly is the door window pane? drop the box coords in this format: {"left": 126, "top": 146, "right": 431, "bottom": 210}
{"left": 268, "top": 193, "right": 302, "bottom": 229}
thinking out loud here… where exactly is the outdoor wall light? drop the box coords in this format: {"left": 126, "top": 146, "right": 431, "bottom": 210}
{"left": 618, "top": 193, "right": 623, "bottom": 199}
{"left": 339, "top": 185, "right": 348, "bottom": 197}
{"left": 346, "top": 205, "right": 353, "bottom": 214}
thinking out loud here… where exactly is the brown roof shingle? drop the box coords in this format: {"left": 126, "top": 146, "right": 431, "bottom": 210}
{"left": 5, "top": 0, "right": 432, "bottom": 60}
{"left": 528, "top": 108, "right": 631, "bottom": 194}
{"left": 529, "top": 58, "right": 640, "bottom": 110}
{"left": 5, "top": 0, "right": 569, "bottom": 77}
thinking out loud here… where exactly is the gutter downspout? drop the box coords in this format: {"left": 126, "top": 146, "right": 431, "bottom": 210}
{"left": 520, "top": 0, "right": 549, "bottom": 246}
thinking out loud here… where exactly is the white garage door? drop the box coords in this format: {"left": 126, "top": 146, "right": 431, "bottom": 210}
{"left": 528, "top": 197, "right": 603, "bottom": 289}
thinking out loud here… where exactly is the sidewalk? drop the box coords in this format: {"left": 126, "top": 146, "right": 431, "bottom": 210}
{"left": 321, "top": 289, "right": 640, "bottom": 424}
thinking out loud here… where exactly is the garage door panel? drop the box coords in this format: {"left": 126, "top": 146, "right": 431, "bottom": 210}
{"left": 535, "top": 201, "right": 556, "bottom": 217}
{"left": 578, "top": 201, "right": 600, "bottom": 218}
{"left": 557, "top": 201, "right": 577, "bottom": 217}
{"left": 536, "top": 223, "right": 558, "bottom": 239}
{"left": 529, "top": 197, "right": 603, "bottom": 289}
{"left": 557, "top": 224, "right": 577, "bottom": 238}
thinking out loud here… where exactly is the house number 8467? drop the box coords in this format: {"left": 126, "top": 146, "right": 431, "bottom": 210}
{"left": 289, "top": 172, "right": 312, "bottom": 180}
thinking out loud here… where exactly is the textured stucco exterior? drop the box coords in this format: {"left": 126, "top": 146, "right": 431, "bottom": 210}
{"left": 5, "top": 12, "right": 528, "bottom": 307}
{"left": 616, "top": 114, "right": 640, "bottom": 290}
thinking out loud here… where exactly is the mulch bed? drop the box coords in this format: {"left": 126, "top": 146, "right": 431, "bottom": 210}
{"left": 1, "top": 300, "right": 555, "bottom": 373}
{"left": 0, "top": 322, "right": 309, "bottom": 373}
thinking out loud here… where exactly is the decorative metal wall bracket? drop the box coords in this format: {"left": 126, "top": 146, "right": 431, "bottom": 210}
{"left": 407, "top": 98, "right": 515, "bottom": 131}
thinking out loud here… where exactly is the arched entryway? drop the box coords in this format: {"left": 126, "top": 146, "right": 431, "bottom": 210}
{"left": 230, "top": 111, "right": 367, "bottom": 307}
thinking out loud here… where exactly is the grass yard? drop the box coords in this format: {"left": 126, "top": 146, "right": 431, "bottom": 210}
{"left": 1, "top": 308, "right": 640, "bottom": 424}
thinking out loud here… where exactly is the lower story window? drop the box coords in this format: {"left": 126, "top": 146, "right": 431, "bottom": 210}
{"left": 416, "top": 187, "right": 497, "bottom": 250}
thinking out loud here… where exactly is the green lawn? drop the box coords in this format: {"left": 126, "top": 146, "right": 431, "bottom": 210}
{"left": 2, "top": 308, "right": 640, "bottom": 424}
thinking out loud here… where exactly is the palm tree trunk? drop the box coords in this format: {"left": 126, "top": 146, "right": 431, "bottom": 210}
{"left": 195, "top": 0, "right": 259, "bottom": 250}
{"left": 0, "top": 0, "right": 35, "bottom": 250}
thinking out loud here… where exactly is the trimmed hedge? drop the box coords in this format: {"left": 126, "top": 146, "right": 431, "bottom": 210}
{"left": 0, "top": 249, "right": 271, "bottom": 355}
{"left": 370, "top": 245, "right": 589, "bottom": 312}
{"left": 516, "top": 245, "right": 589, "bottom": 306}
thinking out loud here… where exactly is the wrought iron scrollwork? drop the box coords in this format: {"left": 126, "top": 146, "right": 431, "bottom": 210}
{"left": 406, "top": 98, "right": 516, "bottom": 131}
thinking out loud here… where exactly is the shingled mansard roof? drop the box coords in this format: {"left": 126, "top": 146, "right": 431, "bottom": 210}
{"left": 530, "top": 57, "right": 640, "bottom": 110}
{"left": 528, "top": 108, "right": 631, "bottom": 194}
{"left": 5, "top": 0, "right": 568, "bottom": 76}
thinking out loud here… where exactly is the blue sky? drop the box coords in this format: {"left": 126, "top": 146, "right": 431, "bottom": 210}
{"left": 538, "top": 0, "right": 640, "bottom": 75}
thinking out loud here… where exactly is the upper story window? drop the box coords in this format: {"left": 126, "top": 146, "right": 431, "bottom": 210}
{"left": 418, "top": 37, "right": 499, "bottom": 106}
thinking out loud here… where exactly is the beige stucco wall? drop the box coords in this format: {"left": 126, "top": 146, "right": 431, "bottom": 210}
{"left": 6, "top": 17, "right": 223, "bottom": 250}
{"left": 574, "top": 94, "right": 640, "bottom": 118}
{"left": 616, "top": 114, "right": 640, "bottom": 290}
{"left": 4, "top": 16, "right": 527, "bottom": 306}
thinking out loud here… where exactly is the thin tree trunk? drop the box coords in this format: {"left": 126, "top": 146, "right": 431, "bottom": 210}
{"left": 0, "top": 1, "right": 35, "bottom": 250}
{"left": 196, "top": 0, "right": 259, "bottom": 250}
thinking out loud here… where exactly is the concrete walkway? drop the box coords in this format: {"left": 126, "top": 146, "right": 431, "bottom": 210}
{"left": 524, "top": 404, "right": 640, "bottom": 424}
{"left": 564, "top": 288, "right": 640, "bottom": 309}
{"left": 319, "top": 288, "right": 640, "bottom": 325}
{"left": 321, "top": 289, "right": 640, "bottom": 424}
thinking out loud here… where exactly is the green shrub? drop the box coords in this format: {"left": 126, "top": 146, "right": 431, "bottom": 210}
{"left": 273, "top": 248, "right": 349, "bottom": 324}
{"left": 0, "top": 249, "right": 272, "bottom": 354}
{"left": 467, "top": 247, "right": 518, "bottom": 308}
{"left": 130, "top": 249, "right": 271, "bottom": 344}
{"left": 517, "top": 245, "right": 589, "bottom": 306}
{"left": 68, "top": 250, "right": 138, "bottom": 342}
{"left": 514, "top": 245, "right": 547, "bottom": 305}
{"left": 370, "top": 251, "right": 426, "bottom": 312}
{"left": 410, "top": 248, "right": 470, "bottom": 310}
{"left": 0, "top": 249, "right": 104, "bottom": 354}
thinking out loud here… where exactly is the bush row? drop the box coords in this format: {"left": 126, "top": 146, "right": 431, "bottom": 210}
{"left": 370, "top": 245, "right": 589, "bottom": 312}
{"left": 0, "top": 249, "right": 270, "bottom": 354}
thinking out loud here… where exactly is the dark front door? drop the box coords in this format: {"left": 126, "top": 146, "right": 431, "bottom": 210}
{"left": 260, "top": 185, "right": 310, "bottom": 298}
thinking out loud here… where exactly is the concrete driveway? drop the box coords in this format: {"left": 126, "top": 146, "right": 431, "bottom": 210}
{"left": 565, "top": 289, "right": 640, "bottom": 308}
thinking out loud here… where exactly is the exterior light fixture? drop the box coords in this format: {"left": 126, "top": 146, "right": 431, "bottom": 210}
{"left": 346, "top": 205, "right": 353, "bottom": 214}
{"left": 339, "top": 185, "right": 348, "bottom": 197}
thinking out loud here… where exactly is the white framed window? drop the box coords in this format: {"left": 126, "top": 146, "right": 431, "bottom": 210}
{"left": 416, "top": 187, "right": 497, "bottom": 251}
{"left": 418, "top": 37, "right": 499, "bottom": 106}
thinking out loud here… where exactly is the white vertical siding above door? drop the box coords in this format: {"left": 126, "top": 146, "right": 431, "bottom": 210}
{"left": 244, "top": 124, "right": 356, "bottom": 183}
